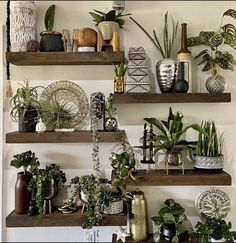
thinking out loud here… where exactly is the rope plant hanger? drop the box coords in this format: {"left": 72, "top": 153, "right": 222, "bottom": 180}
{"left": 5, "top": 0, "right": 13, "bottom": 98}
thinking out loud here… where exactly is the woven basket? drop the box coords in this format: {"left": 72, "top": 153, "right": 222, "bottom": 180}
{"left": 103, "top": 200, "right": 123, "bottom": 215}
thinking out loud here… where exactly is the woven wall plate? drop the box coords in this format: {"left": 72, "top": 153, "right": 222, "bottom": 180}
{"left": 195, "top": 187, "right": 231, "bottom": 220}
{"left": 40, "top": 81, "right": 89, "bottom": 130}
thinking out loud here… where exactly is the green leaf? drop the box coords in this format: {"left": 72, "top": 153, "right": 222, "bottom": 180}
{"left": 176, "top": 223, "right": 188, "bottom": 234}
{"left": 223, "top": 9, "right": 236, "bottom": 19}
{"left": 172, "top": 235, "right": 179, "bottom": 243}
{"left": 105, "top": 10, "right": 116, "bottom": 21}
{"left": 187, "top": 37, "right": 202, "bottom": 47}
{"left": 163, "top": 213, "right": 176, "bottom": 224}
{"left": 45, "top": 5, "right": 55, "bottom": 32}
{"left": 211, "top": 32, "right": 223, "bottom": 47}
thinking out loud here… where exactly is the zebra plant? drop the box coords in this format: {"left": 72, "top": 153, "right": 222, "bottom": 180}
{"left": 187, "top": 9, "right": 236, "bottom": 75}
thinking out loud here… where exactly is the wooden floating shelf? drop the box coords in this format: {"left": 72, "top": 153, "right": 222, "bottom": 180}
{"left": 6, "top": 51, "right": 125, "bottom": 66}
{"left": 112, "top": 93, "right": 231, "bottom": 103}
{"left": 6, "top": 130, "right": 126, "bottom": 143}
{"left": 127, "top": 169, "right": 231, "bottom": 186}
{"left": 6, "top": 210, "right": 127, "bottom": 228}
{"left": 112, "top": 234, "right": 198, "bottom": 243}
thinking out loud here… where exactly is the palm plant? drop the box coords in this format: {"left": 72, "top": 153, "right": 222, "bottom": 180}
{"left": 130, "top": 12, "right": 178, "bottom": 58}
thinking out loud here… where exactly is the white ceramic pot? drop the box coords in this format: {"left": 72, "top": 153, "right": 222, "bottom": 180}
{"left": 194, "top": 155, "right": 224, "bottom": 170}
{"left": 10, "top": 1, "right": 36, "bottom": 51}
{"left": 98, "top": 21, "right": 119, "bottom": 40}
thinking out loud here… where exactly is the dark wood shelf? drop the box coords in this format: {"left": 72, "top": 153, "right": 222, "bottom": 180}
{"left": 112, "top": 93, "right": 231, "bottom": 103}
{"left": 127, "top": 169, "right": 231, "bottom": 186}
{"left": 6, "top": 210, "right": 127, "bottom": 228}
{"left": 6, "top": 130, "right": 126, "bottom": 143}
{"left": 6, "top": 51, "right": 125, "bottom": 66}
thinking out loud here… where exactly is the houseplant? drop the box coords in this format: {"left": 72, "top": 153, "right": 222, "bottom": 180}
{"left": 113, "top": 62, "right": 127, "bottom": 94}
{"left": 110, "top": 143, "right": 136, "bottom": 191}
{"left": 10, "top": 80, "right": 40, "bottom": 132}
{"left": 28, "top": 163, "right": 66, "bottom": 215}
{"left": 104, "top": 94, "right": 118, "bottom": 131}
{"left": 11, "top": 150, "right": 40, "bottom": 214}
{"left": 144, "top": 107, "right": 201, "bottom": 167}
{"left": 152, "top": 199, "right": 190, "bottom": 243}
{"left": 89, "top": 9, "right": 131, "bottom": 40}
{"left": 187, "top": 9, "right": 236, "bottom": 93}
{"left": 130, "top": 13, "right": 179, "bottom": 92}
{"left": 40, "top": 5, "right": 64, "bottom": 51}
{"left": 193, "top": 120, "right": 224, "bottom": 171}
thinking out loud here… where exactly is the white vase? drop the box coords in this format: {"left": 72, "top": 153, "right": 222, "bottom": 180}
{"left": 98, "top": 21, "right": 119, "bottom": 40}
{"left": 10, "top": 1, "right": 36, "bottom": 52}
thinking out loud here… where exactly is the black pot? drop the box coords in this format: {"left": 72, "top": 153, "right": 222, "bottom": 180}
{"left": 40, "top": 31, "right": 64, "bottom": 52}
{"left": 162, "top": 224, "right": 176, "bottom": 241}
{"left": 19, "top": 106, "right": 38, "bottom": 132}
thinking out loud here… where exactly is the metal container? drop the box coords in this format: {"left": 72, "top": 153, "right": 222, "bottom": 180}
{"left": 130, "top": 190, "right": 148, "bottom": 241}
{"left": 156, "top": 58, "right": 178, "bottom": 93}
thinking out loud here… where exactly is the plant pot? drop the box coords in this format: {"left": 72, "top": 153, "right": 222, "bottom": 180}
{"left": 156, "top": 58, "right": 178, "bottom": 93}
{"left": 15, "top": 172, "right": 32, "bottom": 214}
{"left": 103, "top": 200, "right": 123, "bottom": 214}
{"left": 97, "top": 21, "right": 119, "bottom": 41}
{"left": 165, "top": 149, "right": 182, "bottom": 166}
{"left": 40, "top": 31, "right": 64, "bottom": 52}
{"left": 210, "top": 237, "right": 225, "bottom": 242}
{"left": 194, "top": 155, "right": 224, "bottom": 171}
{"left": 19, "top": 106, "right": 38, "bottom": 132}
{"left": 104, "top": 117, "right": 118, "bottom": 131}
{"left": 114, "top": 76, "right": 125, "bottom": 94}
{"left": 161, "top": 224, "right": 176, "bottom": 241}
{"left": 206, "top": 74, "right": 226, "bottom": 93}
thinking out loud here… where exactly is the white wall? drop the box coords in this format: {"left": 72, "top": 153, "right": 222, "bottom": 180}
{"left": 1, "top": 1, "right": 236, "bottom": 242}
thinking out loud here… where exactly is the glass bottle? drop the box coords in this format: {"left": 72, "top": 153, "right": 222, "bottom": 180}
{"left": 177, "top": 23, "right": 193, "bottom": 92}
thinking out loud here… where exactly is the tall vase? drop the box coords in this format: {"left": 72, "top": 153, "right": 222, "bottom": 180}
{"left": 15, "top": 172, "right": 32, "bottom": 214}
{"left": 156, "top": 58, "right": 178, "bottom": 93}
{"left": 206, "top": 74, "right": 226, "bottom": 93}
{"left": 10, "top": 1, "right": 37, "bottom": 52}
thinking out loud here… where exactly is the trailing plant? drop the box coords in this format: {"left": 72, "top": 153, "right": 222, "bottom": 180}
{"left": 89, "top": 9, "right": 131, "bottom": 28}
{"left": 152, "top": 199, "right": 190, "bottom": 243}
{"left": 113, "top": 62, "right": 127, "bottom": 77}
{"left": 28, "top": 163, "right": 66, "bottom": 215}
{"left": 10, "top": 80, "right": 40, "bottom": 122}
{"left": 144, "top": 107, "right": 201, "bottom": 154}
{"left": 196, "top": 120, "right": 223, "bottom": 157}
{"left": 110, "top": 146, "right": 136, "bottom": 191}
{"left": 195, "top": 218, "right": 236, "bottom": 243}
{"left": 105, "top": 94, "right": 116, "bottom": 118}
{"left": 10, "top": 150, "right": 40, "bottom": 174}
{"left": 187, "top": 9, "right": 236, "bottom": 75}
{"left": 45, "top": 5, "right": 55, "bottom": 32}
{"left": 130, "top": 12, "right": 178, "bottom": 58}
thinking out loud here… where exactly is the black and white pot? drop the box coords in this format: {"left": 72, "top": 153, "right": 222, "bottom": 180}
{"left": 19, "top": 106, "right": 38, "bottom": 132}
{"left": 104, "top": 117, "right": 118, "bottom": 131}
{"left": 40, "top": 31, "right": 64, "bottom": 52}
{"left": 194, "top": 155, "right": 224, "bottom": 172}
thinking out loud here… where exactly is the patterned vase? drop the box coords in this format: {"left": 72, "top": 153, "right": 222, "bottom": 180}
{"left": 10, "top": 1, "right": 36, "bottom": 52}
{"left": 104, "top": 117, "right": 118, "bottom": 131}
{"left": 206, "top": 74, "right": 226, "bottom": 93}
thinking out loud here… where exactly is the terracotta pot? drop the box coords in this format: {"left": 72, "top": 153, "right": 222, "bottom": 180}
{"left": 97, "top": 21, "right": 119, "bottom": 40}
{"left": 15, "top": 172, "right": 32, "bottom": 214}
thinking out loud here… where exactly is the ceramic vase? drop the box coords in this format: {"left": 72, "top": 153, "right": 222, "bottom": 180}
{"left": 10, "top": 1, "right": 36, "bottom": 52}
{"left": 104, "top": 117, "right": 118, "bottom": 131}
{"left": 98, "top": 21, "right": 119, "bottom": 40}
{"left": 206, "top": 74, "right": 225, "bottom": 93}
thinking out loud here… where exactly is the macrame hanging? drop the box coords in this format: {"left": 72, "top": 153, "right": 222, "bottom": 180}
{"left": 5, "top": 0, "right": 13, "bottom": 98}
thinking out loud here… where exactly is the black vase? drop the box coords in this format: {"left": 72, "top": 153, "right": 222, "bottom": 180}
{"left": 40, "top": 31, "right": 64, "bottom": 52}
{"left": 19, "top": 106, "right": 38, "bottom": 132}
{"left": 175, "top": 62, "right": 189, "bottom": 93}
{"left": 162, "top": 224, "right": 176, "bottom": 241}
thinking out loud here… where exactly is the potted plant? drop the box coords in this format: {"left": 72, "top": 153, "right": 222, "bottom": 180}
{"left": 28, "top": 163, "right": 66, "bottom": 215}
{"left": 10, "top": 80, "right": 40, "bottom": 132}
{"left": 193, "top": 120, "right": 224, "bottom": 171}
{"left": 89, "top": 9, "right": 131, "bottom": 40}
{"left": 152, "top": 199, "right": 190, "bottom": 243}
{"left": 110, "top": 143, "right": 136, "bottom": 191}
{"left": 104, "top": 94, "right": 118, "bottom": 131}
{"left": 113, "top": 62, "right": 127, "bottom": 94}
{"left": 144, "top": 107, "right": 201, "bottom": 167}
{"left": 40, "top": 5, "right": 64, "bottom": 51}
{"left": 10, "top": 150, "right": 40, "bottom": 214}
{"left": 187, "top": 9, "right": 236, "bottom": 93}
{"left": 130, "top": 13, "right": 179, "bottom": 93}
{"left": 39, "top": 97, "right": 76, "bottom": 131}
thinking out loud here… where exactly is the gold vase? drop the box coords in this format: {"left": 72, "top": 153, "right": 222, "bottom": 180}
{"left": 130, "top": 190, "right": 148, "bottom": 241}
{"left": 114, "top": 76, "right": 124, "bottom": 94}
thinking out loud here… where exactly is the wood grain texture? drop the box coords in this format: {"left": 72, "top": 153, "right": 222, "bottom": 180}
{"left": 6, "top": 210, "right": 127, "bottom": 228}
{"left": 112, "top": 93, "right": 231, "bottom": 103}
{"left": 127, "top": 169, "right": 231, "bottom": 186}
{"left": 6, "top": 130, "right": 126, "bottom": 143}
{"left": 6, "top": 51, "right": 125, "bottom": 66}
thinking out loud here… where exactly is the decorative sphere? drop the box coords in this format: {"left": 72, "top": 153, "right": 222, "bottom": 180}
{"left": 75, "top": 28, "right": 97, "bottom": 47}
{"left": 175, "top": 79, "right": 189, "bottom": 93}
{"left": 26, "top": 40, "right": 40, "bottom": 52}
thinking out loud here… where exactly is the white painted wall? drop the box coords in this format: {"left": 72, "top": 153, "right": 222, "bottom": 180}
{"left": 1, "top": 1, "right": 236, "bottom": 242}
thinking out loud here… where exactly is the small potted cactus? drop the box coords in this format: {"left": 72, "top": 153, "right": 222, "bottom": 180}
{"left": 114, "top": 62, "right": 127, "bottom": 94}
